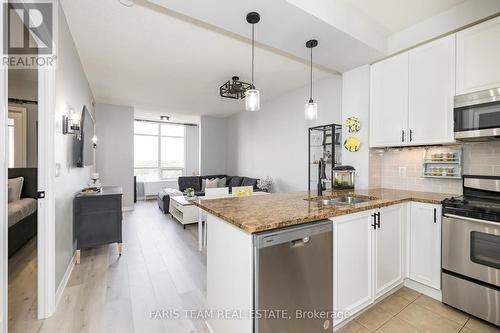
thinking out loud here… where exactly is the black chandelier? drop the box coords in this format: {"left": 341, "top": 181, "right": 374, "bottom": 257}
{"left": 219, "top": 76, "right": 253, "bottom": 100}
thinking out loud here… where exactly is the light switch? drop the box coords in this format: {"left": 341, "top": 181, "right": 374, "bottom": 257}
{"left": 398, "top": 167, "right": 407, "bottom": 177}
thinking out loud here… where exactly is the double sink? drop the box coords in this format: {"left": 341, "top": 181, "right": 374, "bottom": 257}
{"left": 314, "top": 195, "right": 377, "bottom": 206}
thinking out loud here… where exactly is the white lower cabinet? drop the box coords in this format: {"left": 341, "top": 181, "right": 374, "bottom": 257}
{"left": 333, "top": 204, "right": 404, "bottom": 324}
{"left": 374, "top": 205, "right": 404, "bottom": 298}
{"left": 410, "top": 202, "right": 442, "bottom": 290}
{"left": 333, "top": 210, "right": 373, "bottom": 324}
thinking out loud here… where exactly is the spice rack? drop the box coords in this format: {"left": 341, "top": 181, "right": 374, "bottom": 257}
{"left": 422, "top": 148, "right": 462, "bottom": 179}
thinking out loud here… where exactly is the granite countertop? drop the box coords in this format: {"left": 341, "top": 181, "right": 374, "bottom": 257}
{"left": 193, "top": 188, "right": 456, "bottom": 234}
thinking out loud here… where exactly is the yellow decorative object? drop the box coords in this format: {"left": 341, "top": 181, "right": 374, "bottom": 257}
{"left": 344, "top": 136, "right": 361, "bottom": 152}
{"left": 235, "top": 186, "right": 253, "bottom": 197}
{"left": 345, "top": 116, "right": 361, "bottom": 133}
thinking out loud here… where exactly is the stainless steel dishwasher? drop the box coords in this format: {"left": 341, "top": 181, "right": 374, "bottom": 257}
{"left": 254, "top": 220, "right": 333, "bottom": 333}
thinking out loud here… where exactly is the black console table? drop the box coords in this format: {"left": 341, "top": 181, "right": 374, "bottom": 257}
{"left": 73, "top": 186, "right": 123, "bottom": 264}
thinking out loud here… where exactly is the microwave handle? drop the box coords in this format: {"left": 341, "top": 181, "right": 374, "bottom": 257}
{"left": 444, "top": 214, "right": 500, "bottom": 227}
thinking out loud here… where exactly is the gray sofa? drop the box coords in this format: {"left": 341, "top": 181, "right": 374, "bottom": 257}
{"left": 157, "top": 174, "right": 259, "bottom": 214}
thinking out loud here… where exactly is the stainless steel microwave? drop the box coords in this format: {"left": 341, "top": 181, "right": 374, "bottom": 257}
{"left": 454, "top": 87, "right": 500, "bottom": 141}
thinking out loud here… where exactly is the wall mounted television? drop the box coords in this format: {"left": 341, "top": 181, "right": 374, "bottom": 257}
{"left": 74, "top": 105, "right": 94, "bottom": 167}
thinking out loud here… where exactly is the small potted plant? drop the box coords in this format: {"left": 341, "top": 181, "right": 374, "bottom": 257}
{"left": 184, "top": 187, "right": 195, "bottom": 198}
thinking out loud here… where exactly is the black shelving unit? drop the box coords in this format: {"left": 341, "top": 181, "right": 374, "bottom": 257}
{"left": 308, "top": 123, "right": 342, "bottom": 191}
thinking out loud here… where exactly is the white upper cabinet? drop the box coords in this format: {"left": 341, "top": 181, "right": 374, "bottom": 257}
{"left": 370, "top": 52, "right": 409, "bottom": 147}
{"left": 456, "top": 16, "right": 500, "bottom": 95}
{"left": 408, "top": 35, "right": 455, "bottom": 145}
{"left": 410, "top": 202, "right": 441, "bottom": 290}
{"left": 374, "top": 204, "right": 403, "bottom": 298}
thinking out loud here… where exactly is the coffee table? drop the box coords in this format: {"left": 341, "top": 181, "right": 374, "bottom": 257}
{"left": 169, "top": 195, "right": 198, "bottom": 228}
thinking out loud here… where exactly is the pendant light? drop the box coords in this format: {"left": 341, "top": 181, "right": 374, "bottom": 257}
{"left": 305, "top": 39, "right": 318, "bottom": 121}
{"left": 245, "top": 12, "right": 260, "bottom": 112}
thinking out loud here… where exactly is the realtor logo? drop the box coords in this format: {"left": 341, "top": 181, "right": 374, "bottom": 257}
{"left": 3, "top": 0, "right": 57, "bottom": 68}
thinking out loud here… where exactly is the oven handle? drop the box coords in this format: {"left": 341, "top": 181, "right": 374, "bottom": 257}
{"left": 444, "top": 214, "right": 500, "bottom": 227}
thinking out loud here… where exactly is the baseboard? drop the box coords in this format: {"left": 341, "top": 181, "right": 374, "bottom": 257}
{"left": 404, "top": 278, "right": 442, "bottom": 301}
{"left": 55, "top": 252, "right": 75, "bottom": 308}
{"left": 122, "top": 206, "right": 134, "bottom": 212}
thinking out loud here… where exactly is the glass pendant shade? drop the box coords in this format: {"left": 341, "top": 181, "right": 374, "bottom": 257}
{"left": 245, "top": 89, "right": 260, "bottom": 112}
{"left": 305, "top": 100, "right": 318, "bottom": 121}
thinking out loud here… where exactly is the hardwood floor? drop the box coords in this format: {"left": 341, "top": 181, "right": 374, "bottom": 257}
{"left": 8, "top": 200, "right": 209, "bottom": 333}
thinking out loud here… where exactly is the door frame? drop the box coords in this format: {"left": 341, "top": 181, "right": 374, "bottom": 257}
{"left": 37, "top": 67, "right": 56, "bottom": 319}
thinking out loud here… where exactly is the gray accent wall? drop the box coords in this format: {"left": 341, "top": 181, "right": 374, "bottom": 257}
{"left": 226, "top": 75, "right": 342, "bottom": 192}
{"left": 200, "top": 116, "right": 227, "bottom": 175}
{"left": 95, "top": 103, "right": 134, "bottom": 208}
{"left": 54, "top": 3, "right": 95, "bottom": 289}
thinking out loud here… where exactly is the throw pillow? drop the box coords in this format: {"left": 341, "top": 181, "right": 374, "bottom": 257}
{"left": 228, "top": 176, "right": 243, "bottom": 188}
{"left": 217, "top": 177, "right": 226, "bottom": 187}
{"left": 205, "top": 178, "right": 219, "bottom": 189}
{"left": 8, "top": 177, "right": 24, "bottom": 203}
{"left": 201, "top": 178, "right": 207, "bottom": 192}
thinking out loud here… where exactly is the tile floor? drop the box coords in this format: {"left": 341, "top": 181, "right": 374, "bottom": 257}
{"left": 338, "top": 287, "right": 499, "bottom": 333}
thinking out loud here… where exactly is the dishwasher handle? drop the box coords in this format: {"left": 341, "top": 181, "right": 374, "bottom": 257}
{"left": 255, "top": 220, "right": 332, "bottom": 249}
{"left": 290, "top": 236, "right": 311, "bottom": 248}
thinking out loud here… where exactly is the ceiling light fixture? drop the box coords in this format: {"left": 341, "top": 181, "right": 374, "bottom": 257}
{"left": 220, "top": 76, "right": 252, "bottom": 100}
{"left": 160, "top": 115, "right": 170, "bottom": 121}
{"left": 305, "top": 39, "right": 318, "bottom": 121}
{"left": 245, "top": 12, "right": 260, "bottom": 112}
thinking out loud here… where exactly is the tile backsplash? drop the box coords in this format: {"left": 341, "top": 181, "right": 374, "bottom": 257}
{"left": 369, "top": 141, "right": 500, "bottom": 195}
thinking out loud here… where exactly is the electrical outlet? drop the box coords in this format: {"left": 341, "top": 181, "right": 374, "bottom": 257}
{"left": 399, "top": 167, "right": 407, "bottom": 177}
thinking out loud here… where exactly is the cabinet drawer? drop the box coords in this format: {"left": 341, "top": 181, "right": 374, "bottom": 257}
{"left": 77, "top": 211, "right": 122, "bottom": 247}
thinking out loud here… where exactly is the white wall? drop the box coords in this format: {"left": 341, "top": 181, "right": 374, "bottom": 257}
{"left": 54, "top": 4, "right": 95, "bottom": 288}
{"left": 95, "top": 103, "right": 134, "bottom": 208}
{"left": 200, "top": 116, "right": 227, "bottom": 175}
{"left": 226, "top": 75, "right": 342, "bottom": 192}
{"left": 185, "top": 125, "right": 200, "bottom": 176}
{"left": 341, "top": 65, "right": 370, "bottom": 189}
{"left": 8, "top": 72, "right": 38, "bottom": 167}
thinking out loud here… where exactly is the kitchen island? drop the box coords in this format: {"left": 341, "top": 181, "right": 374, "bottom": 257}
{"left": 194, "top": 189, "right": 452, "bottom": 333}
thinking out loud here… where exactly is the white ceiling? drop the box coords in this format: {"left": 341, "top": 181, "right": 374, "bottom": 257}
{"left": 343, "top": 0, "right": 467, "bottom": 33}
{"left": 60, "top": 0, "right": 336, "bottom": 117}
{"left": 60, "top": 0, "right": 485, "bottom": 118}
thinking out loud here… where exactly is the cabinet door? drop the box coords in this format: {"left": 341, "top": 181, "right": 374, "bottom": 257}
{"left": 370, "top": 52, "right": 409, "bottom": 147}
{"left": 410, "top": 202, "right": 442, "bottom": 290}
{"left": 409, "top": 35, "right": 455, "bottom": 145}
{"left": 456, "top": 16, "right": 500, "bottom": 95}
{"left": 333, "top": 211, "right": 373, "bottom": 324}
{"left": 374, "top": 205, "right": 403, "bottom": 298}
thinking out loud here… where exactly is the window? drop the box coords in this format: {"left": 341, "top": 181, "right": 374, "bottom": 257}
{"left": 134, "top": 120, "right": 185, "bottom": 181}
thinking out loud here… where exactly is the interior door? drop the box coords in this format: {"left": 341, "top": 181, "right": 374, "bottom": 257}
{"left": 410, "top": 203, "right": 441, "bottom": 289}
{"left": 408, "top": 35, "right": 455, "bottom": 145}
{"left": 370, "top": 52, "right": 409, "bottom": 147}
{"left": 374, "top": 205, "right": 403, "bottom": 298}
{"left": 7, "top": 107, "right": 27, "bottom": 168}
{"left": 333, "top": 211, "right": 373, "bottom": 324}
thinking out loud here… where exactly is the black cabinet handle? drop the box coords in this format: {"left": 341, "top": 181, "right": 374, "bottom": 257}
{"left": 376, "top": 212, "right": 381, "bottom": 229}
{"left": 410, "top": 130, "right": 413, "bottom": 142}
{"left": 434, "top": 208, "right": 437, "bottom": 223}
{"left": 402, "top": 130, "right": 405, "bottom": 142}
{"left": 371, "top": 213, "right": 377, "bottom": 230}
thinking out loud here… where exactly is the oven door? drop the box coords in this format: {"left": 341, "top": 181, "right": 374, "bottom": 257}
{"left": 454, "top": 88, "right": 500, "bottom": 140}
{"left": 442, "top": 214, "right": 500, "bottom": 287}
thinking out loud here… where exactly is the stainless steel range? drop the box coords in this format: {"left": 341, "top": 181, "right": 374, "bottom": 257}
{"left": 442, "top": 175, "right": 500, "bottom": 326}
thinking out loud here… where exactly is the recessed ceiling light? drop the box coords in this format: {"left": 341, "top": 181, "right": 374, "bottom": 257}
{"left": 118, "top": 0, "right": 134, "bottom": 7}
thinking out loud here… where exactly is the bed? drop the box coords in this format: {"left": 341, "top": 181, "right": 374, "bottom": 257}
{"left": 8, "top": 168, "right": 37, "bottom": 258}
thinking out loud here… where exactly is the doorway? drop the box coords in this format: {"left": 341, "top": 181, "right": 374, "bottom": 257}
{"left": 7, "top": 68, "right": 40, "bottom": 332}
